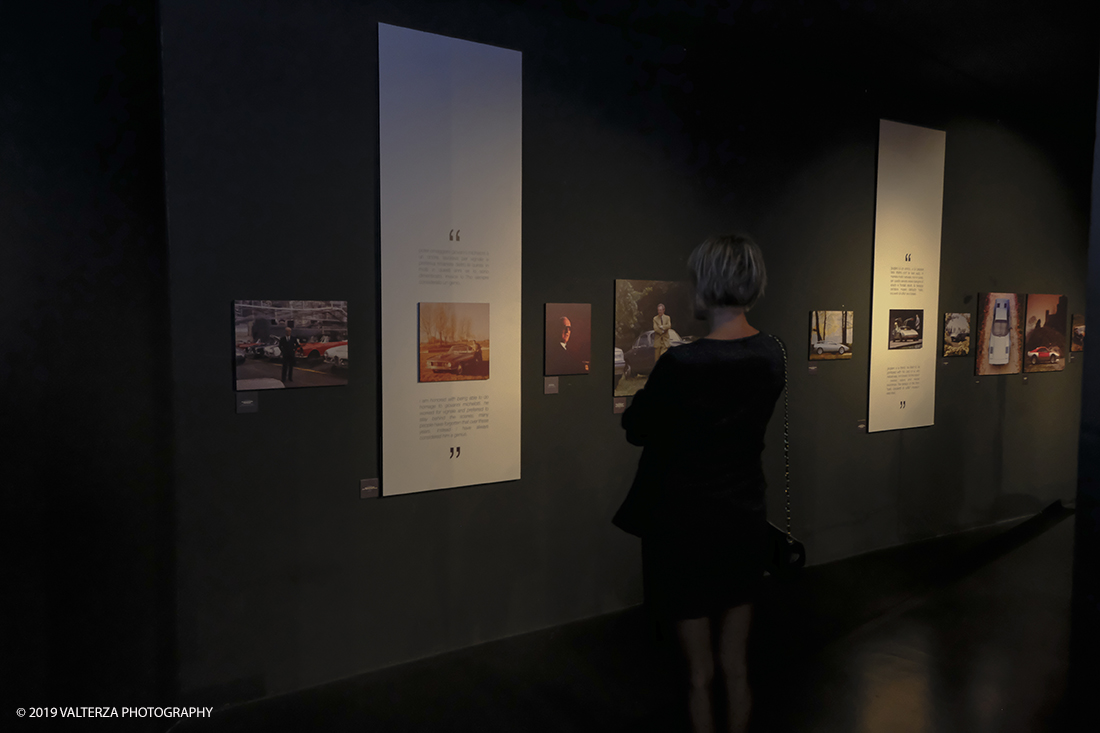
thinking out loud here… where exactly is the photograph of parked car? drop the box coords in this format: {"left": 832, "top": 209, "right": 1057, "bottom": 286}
{"left": 887, "top": 309, "right": 923, "bottom": 350}
{"left": 297, "top": 335, "right": 349, "bottom": 363}
{"left": 809, "top": 310, "right": 854, "bottom": 360}
{"left": 1023, "top": 293, "right": 1067, "bottom": 373}
{"left": 614, "top": 347, "right": 626, "bottom": 384}
{"left": 545, "top": 303, "right": 591, "bottom": 376}
{"left": 262, "top": 339, "right": 283, "bottom": 360}
{"left": 975, "top": 293, "right": 1023, "bottom": 376}
{"left": 942, "top": 313, "right": 971, "bottom": 357}
{"left": 419, "top": 302, "right": 489, "bottom": 382}
{"left": 614, "top": 279, "right": 704, "bottom": 396}
{"left": 324, "top": 343, "right": 349, "bottom": 369}
{"left": 988, "top": 299, "right": 1011, "bottom": 366}
{"left": 1072, "top": 314, "right": 1085, "bottom": 352}
{"left": 233, "top": 300, "right": 349, "bottom": 391}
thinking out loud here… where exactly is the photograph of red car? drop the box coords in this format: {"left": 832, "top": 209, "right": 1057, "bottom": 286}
{"left": 233, "top": 300, "right": 349, "bottom": 391}
{"left": 1023, "top": 293, "right": 1067, "bottom": 373}
{"left": 418, "top": 302, "right": 489, "bottom": 382}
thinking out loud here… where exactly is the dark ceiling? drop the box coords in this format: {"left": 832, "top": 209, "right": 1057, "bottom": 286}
{"left": 513, "top": 0, "right": 1099, "bottom": 110}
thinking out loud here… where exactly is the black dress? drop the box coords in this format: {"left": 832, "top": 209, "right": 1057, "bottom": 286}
{"left": 615, "top": 333, "right": 785, "bottom": 619}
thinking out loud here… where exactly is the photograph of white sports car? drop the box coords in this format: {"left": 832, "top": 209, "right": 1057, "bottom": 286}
{"left": 975, "top": 293, "right": 1022, "bottom": 375}
{"left": 811, "top": 340, "right": 848, "bottom": 356}
{"left": 988, "top": 298, "right": 1011, "bottom": 366}
{"left": 888, "top": 309, "right": 923, "bottom": 350}
{"left": 809, "top": 310, "right": 854, "bottom": 360}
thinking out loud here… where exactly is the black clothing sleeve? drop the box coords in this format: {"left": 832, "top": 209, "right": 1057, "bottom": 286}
{"left": 614, "top": 333, "right": 785, "bottom": 539}
{"left": 621, "top": 351, "right": 677, "bottom": 447}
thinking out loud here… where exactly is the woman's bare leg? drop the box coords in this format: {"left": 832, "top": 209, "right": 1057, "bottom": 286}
{"left": 674, "top": 616, "right": 716, "bottom": 733}
{"left": 716, "top": 603, "right": 753, "bottom": 733}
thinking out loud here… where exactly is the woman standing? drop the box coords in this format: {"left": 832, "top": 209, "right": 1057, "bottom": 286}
{"left": 614, "top": 234, "right": 784, "bottom": 733}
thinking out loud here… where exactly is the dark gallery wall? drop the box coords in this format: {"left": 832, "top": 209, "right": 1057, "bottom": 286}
{"left": 1072, "top": 52, "right": 1100, "bottom": 713}
{"left": 2, "top": 0, "right": 173, "bottom": 719}
{"left": 157, "top": 0, "right": 1098, "bottom": 703}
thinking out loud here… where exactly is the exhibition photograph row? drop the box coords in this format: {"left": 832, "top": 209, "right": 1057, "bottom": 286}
{"left": 233, "top": 292, "right": 1084, "bottom": 393}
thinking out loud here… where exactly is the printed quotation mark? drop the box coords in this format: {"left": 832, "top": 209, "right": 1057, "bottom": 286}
{"left": 449, "top": 446, "right": 462, "bottom": 458}
{"left": 899, "top": 400, "right": 907, "bottom": 409}
{"left": 449, "top": 229, "right": 461, "bottom": 241}
{"left": 904, "top": 253, "right": 912, "bottom": 262}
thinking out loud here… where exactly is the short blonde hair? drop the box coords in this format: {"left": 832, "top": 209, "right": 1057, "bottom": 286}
{"left": 688, "top": 234, "right": 767, "bottom": 311}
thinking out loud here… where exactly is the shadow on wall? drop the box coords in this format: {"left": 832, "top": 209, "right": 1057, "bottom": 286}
{"left": 989, "top": 492, "right": 1047, "bottom": 521}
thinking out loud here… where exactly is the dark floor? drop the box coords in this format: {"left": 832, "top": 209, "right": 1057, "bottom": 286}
{"left": 172, "top": 504, "right": 1078, "bottom": 733}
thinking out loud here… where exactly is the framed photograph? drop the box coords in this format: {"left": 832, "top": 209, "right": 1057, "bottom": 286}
{"left": 809, "top": 310, "right": 854, "bottom": 360}
{"left": 233, "top": 300, "right": 349, "bottom": 391}
{"left": 887, "top": 309, "right": 923, "bottom": 350}
{"left": 614, "top": 279, "right": 704, "bottom": 396}
{"left": 1023, "top": 294, "right": 1067, "bottom": 373}
{"left": 418, "top": 302, "right": 490, "bottom": 382}
{"left": 942, "top": 313, "right": 971, "bottom": 357}
{"left": 974, "top": 293, "right": 1023, "bottom": 375}
{"left": 545, "top": 303, "right": 591, "bottom": 376}
{"left": 1072, "top": 314, "right": 1085, "bottom": 352}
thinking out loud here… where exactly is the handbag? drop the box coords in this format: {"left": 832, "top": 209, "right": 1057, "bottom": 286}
{"left": 763, "top": 334, "right": 806, "bottom": 578}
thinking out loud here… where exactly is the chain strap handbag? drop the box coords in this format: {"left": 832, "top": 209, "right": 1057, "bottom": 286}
{"left": 764, "top": 334, "right": 806, "bottom": 578}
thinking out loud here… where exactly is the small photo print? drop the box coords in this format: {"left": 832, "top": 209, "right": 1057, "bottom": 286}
{"left": 942, "top": 313, "right": 971, "bottom": 357}
{"left": 1023, "top": 294, "right": 1067, "bottom": 373}
{"left": 419, "top": 302, "right": 490, "bottom": 382}
{"left": 233, "top": 300, "right": 349, "bottom": 391}
{"left": 545, "top": 303, "right": 591, "bottom": 376}
{"left": 809, "top": 310, "right": 854, "bottom": 360}
{"left": 888, "top": 309, "right": 923, "bottom": 350}
{"left": 975, "top": 293, "right": 1023, "bottom": 376}
{"left": 1072, "top": 314, "right": 1085, "bottom": 352}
